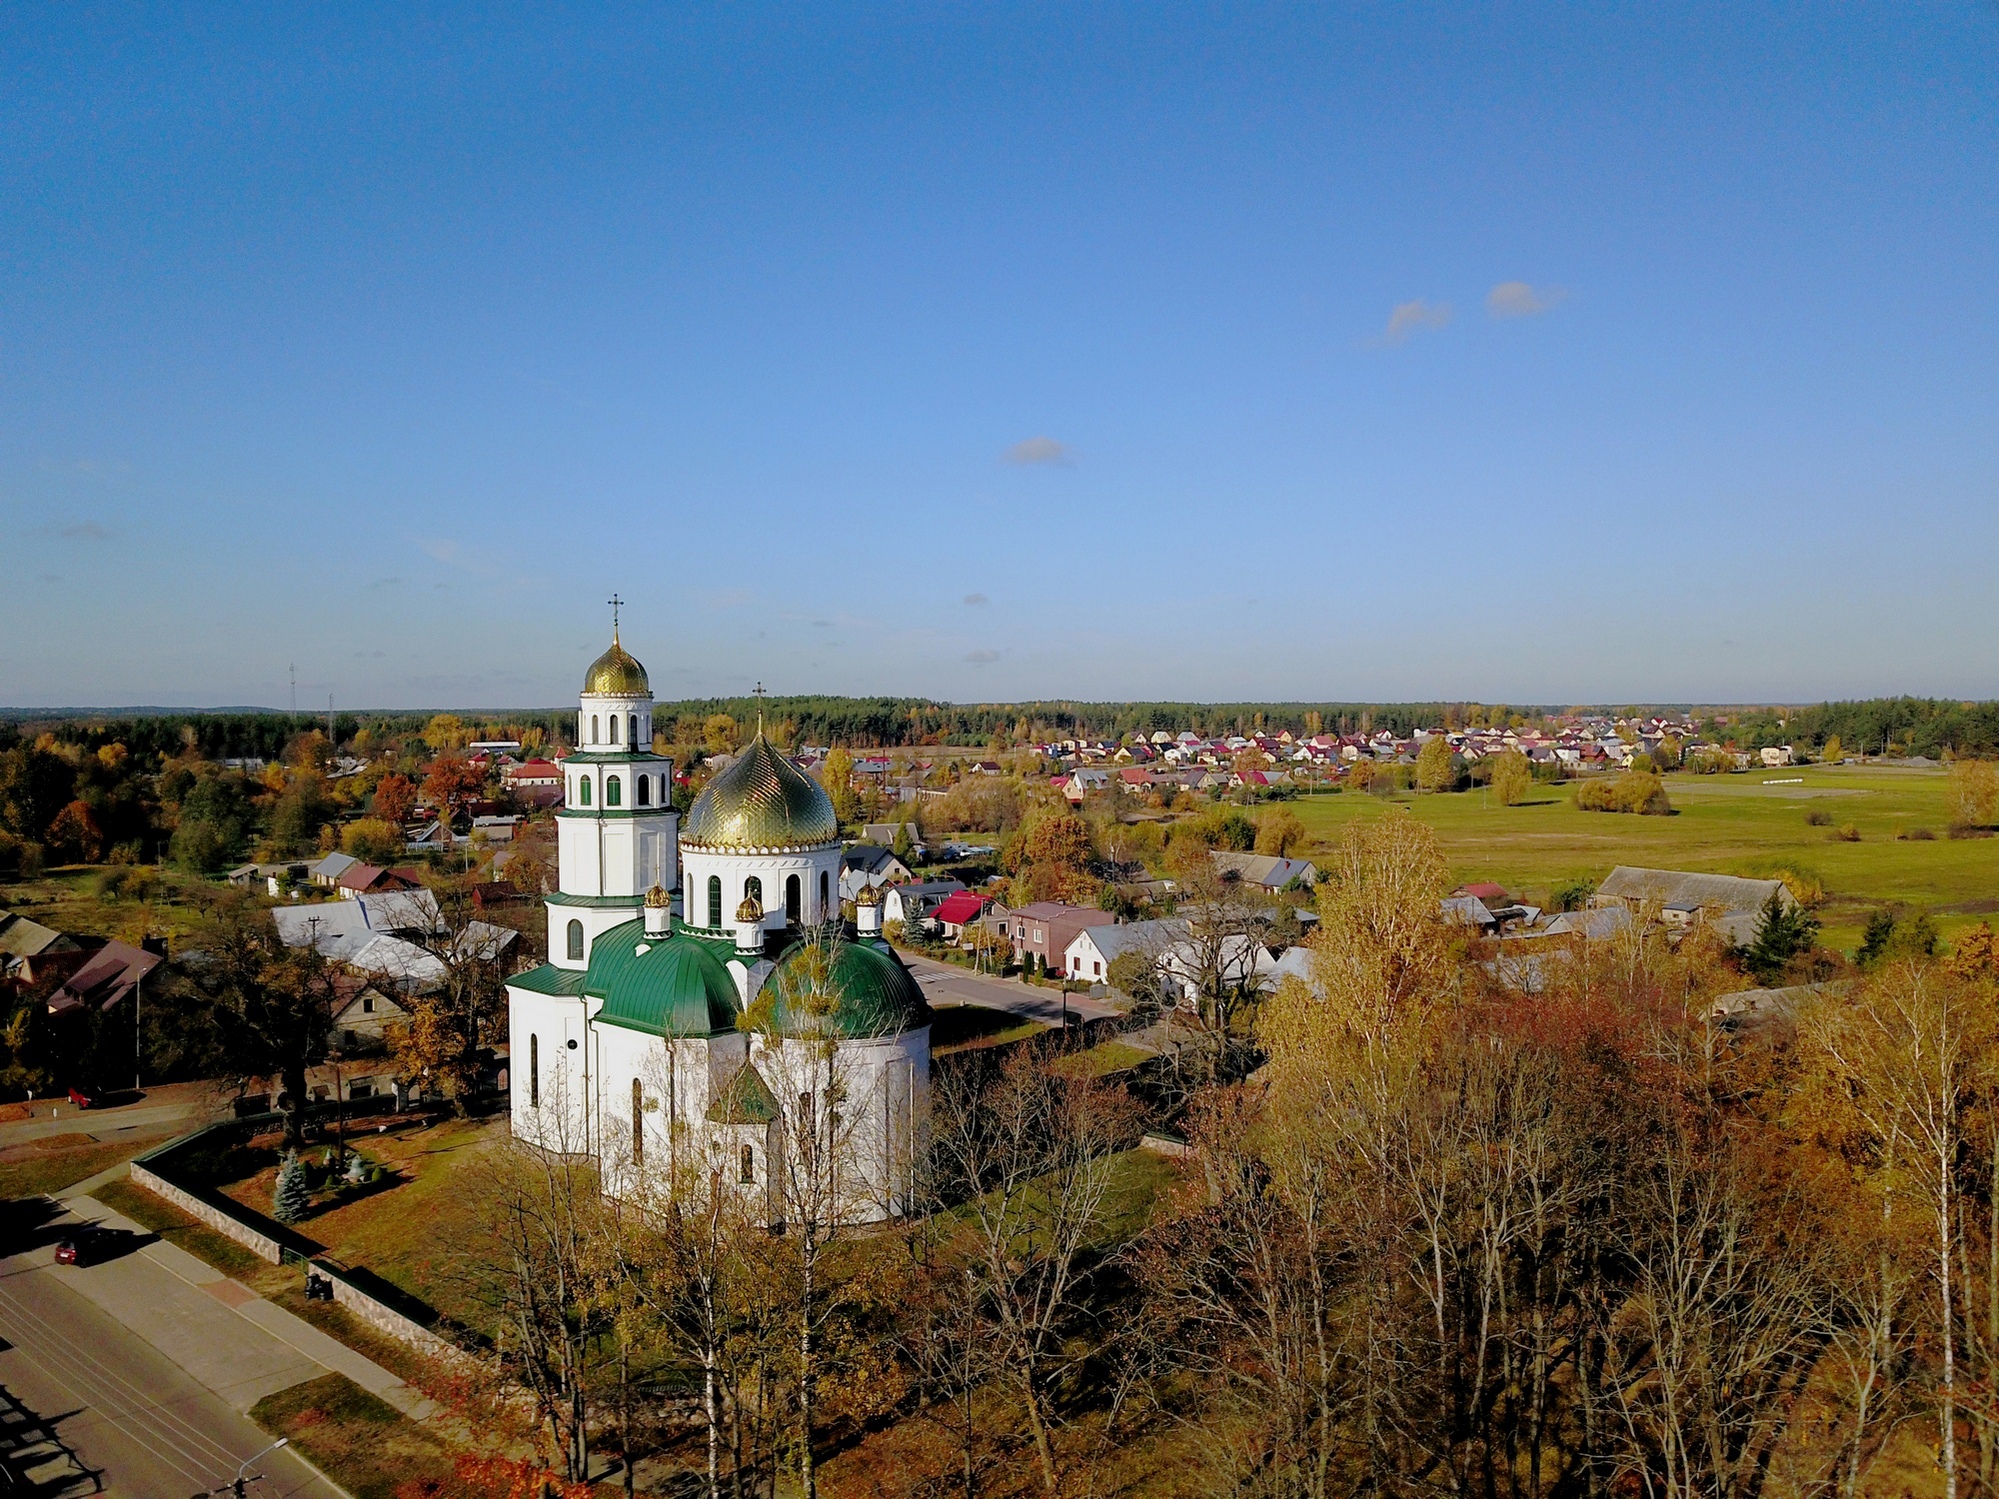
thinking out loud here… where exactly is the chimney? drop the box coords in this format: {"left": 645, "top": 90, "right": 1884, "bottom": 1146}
{"left": 735, "top": 895, "right": 765, "bottom": 956}
{"left": 855, "top": 880, "right": 883, "bottom": 937}
{"left": 643, "top": 884, "right": 671, "bottom": 938}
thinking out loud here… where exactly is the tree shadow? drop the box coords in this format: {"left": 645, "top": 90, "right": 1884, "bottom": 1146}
{"left": 0, "top": 1378, "right": 104, "bottom": 1496}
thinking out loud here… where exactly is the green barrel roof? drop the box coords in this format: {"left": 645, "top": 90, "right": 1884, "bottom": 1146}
{"left": 586, "top": 919, "right": 741, "bottom": 1038}
{"left": 755, "top": 937, "right": 931, "bottom": 1041}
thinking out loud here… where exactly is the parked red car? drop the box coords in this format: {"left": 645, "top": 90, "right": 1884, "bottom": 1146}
{"left": 53, "top": 1237, "right": 82, "bottom": 1265}
{"left": 66, "top": 1086, "right": 96, "bottom": 1110}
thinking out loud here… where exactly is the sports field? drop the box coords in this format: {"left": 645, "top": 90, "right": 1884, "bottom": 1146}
{"left": 1288, "top": 764, "right": 1995, "bottom": 953}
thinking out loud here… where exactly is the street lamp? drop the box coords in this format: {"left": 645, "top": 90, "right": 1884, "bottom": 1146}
{"left": 199, "top": 1436, "right": 287, "bottom": 1497}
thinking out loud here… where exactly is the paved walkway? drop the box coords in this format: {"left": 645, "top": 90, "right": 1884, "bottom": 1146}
{"left": 52, "top": 1192, "right": 434, "bottom": 1421}
{"left": 901, "top": 951, "right": 1121, "bottom": 1025}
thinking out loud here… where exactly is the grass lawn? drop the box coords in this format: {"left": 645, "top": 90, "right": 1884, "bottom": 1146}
{"left": 1051, "top": 1040, "right": 1153, "bottom": 1081}
{"left": 0, "top": 863, "right": 219, "bottom": 945}
{"left": 216, "top": 1113, "right": 510, "bottom": 1336}
{"left": 1289, "top": 764, "right": 1993, "bottom": 952}
{"left": 250, "top": 1373, "right": 459, "bottom": 1499}
{"left": 0, "top": 1129, "right": 174, "bottom": 1200}
{"left": 929, "top": 1002, "right": 1048, "bottom": 1053}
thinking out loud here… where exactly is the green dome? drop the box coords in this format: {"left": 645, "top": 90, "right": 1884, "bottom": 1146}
{"left": 683, "top": 733, "right": 839, "bottom": 850}
{"left": 586, "top": 920, "right": 740, "bottom": 1037}
{"left": 755, "top": 937, "right": 931, "bottom": 1041}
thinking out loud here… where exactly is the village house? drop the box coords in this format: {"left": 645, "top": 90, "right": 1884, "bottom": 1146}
{"left": 987, "top": 901, "right": 1116, "bottom": 970}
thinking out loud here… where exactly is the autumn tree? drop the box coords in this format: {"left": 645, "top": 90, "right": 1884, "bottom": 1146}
{"left": 819, "top": 746, "right": 859, "bottom": 826}
{"left": 1414, "top": 735, "right": 1457, "bottom": 793}
{"left": 378, "top": 876, "right": 512, "bottom": 1111}
{"left": 1488, "top": 749, "right": 1533, "bottom": 806}
{"left": 1253, "top": 807, "right": 1306, "bottom": 857}
{"left": 1006, "top": 813, "right": 1099, "bottom": 905}
{"left": 341, "top": 817, "right": 403, "bottom": 865}
{"left": 930, "top": 1045, "right": 1141, "bottom": 1495}
{"left": 423, "top": 754, "right": 488, "bottom": 818}
{"left": 1948, "top": 759, "right": 1999, "bottom": 831}
{"left": 372, "top": 771, "right": 417, "bottom": 827}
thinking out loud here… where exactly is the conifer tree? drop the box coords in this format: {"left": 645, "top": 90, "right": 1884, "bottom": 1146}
{"left": 272, "top": 1150, "right": 312, "bottom": 1223}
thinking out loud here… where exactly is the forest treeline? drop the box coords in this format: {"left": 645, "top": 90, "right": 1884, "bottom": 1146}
{"left": 11, "top": 696, "right": 1997, "bottom": 761}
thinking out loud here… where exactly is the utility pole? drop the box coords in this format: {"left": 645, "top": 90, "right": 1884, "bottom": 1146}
{"left": 290, "top": 662, "right": 297, "bottom": 716}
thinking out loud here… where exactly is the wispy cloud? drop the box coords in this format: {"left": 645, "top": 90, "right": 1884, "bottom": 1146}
{"left": 1004, "top": 436, "right": 1072, "bottom": 466}
{"left": 963, "top": 593, "right": 989, "bottom": 606}
{"left": 964, "top": 649, "right": 1000, "bottom": 665}
{"left": 1380, "top": 299, "right": 1452, "bottom": 345}
{"left": 1486, "top": 281, "right": 1567, "bottom": 318}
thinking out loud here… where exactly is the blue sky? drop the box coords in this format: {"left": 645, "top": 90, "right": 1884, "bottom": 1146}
{"left": 3, "top": 4, "right": 1995, "bottom": 709}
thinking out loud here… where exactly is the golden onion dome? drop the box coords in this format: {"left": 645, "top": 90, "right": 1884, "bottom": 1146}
{"left": 736, "top": 895, "right": 765, "bottom": 923}
{"left": 583, "top": 637, "right": 650, "bottom": 697}
{"left": 853, "top": 881, "right": 883, "bottom": 907}
{"left": 683, "top": 734, "right": 840, "bottom": 851}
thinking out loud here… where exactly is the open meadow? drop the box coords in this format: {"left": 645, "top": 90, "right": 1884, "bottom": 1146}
{"left": 1288, "top": 763, "right": 1995, "bottom": 953}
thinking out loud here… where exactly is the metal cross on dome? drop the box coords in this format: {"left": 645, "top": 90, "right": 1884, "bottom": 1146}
{"left": 607, "top": 593, "right": 624, "bottom": 638}
{"left": 752, "top": 681, "right": 766, "bottom": 733}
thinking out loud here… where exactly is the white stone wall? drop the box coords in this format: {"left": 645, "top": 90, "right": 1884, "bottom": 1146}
{"left": 681, "top": 844, "right": 843, "bottom": 932}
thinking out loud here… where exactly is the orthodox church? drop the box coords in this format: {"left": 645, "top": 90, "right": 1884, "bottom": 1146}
{"left": 506, "top": 620, "right": 931, "bottom": 1223}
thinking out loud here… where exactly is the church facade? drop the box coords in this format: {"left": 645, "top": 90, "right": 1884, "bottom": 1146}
{"left": 505, "top": 628, "right": 931, "bottom": 1223}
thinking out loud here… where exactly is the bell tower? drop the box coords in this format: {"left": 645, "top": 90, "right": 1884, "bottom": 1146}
{"left": 548, "top": 598, "right": 679, "bottom": 968}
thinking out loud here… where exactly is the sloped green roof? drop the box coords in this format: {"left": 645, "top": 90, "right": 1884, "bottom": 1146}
{"left": 586, "top": 919, "right": 740, "bottom": 1038}
{"left": 509, "top": 964, "right": 589, "bottom": 997}
{"left": 754, "top": 937, "right": 931, "bottom": 1041}
{"left": 706, "top": 1060, "right": 779, "bottom": 1124}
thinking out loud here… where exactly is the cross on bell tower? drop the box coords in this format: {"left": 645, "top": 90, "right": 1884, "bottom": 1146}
{"left": 752, "top": 681, "right": 766, "bottom": 736}
{"left": 607, "top": 593, "right": 624, "bottom": 641}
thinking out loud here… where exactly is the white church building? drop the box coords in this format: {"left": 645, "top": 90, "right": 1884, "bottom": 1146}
{"left": 506, "top": 625, "right": 931, "bottom": 1223}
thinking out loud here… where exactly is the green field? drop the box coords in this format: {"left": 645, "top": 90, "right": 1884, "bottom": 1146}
{"left": 1289, "top": 764, "right": 1995, "bottom": 953}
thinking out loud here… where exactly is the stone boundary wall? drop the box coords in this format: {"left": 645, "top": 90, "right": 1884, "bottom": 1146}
{"left": 128, "top": 1157, "right": 289, "bottom": 1263}
{"left": 307, "top": 1259, "right": 459, "bottom": 1362}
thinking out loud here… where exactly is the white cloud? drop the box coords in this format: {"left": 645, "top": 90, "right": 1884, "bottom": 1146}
{"left": 1004, "top": 436, "right": 1072, "bottom": 466}
{"left": 1381, "top": 299, "right": 1453, "bottom": 345}
{"left": 1486, "top": 281, "right": 1567, "bottom": 318}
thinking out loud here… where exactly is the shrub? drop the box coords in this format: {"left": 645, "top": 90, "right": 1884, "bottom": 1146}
{"left": 1574, "top": 771, "right": 1672, "bottom": 816}
{"left": 272, "top": 1151, "right": 312, "bottom": 1224}
{"left": 1832, "top": 824, "right": 1861, "bottom": 842}
{"left": 1804, "top": 809, "right": 1833, "bottom": 827}
{"left": 1900, "top": 827, "right": 1936, "bottom": 841}
{"left": 1550, "top": 877, "right": 1598, "bottom": 913}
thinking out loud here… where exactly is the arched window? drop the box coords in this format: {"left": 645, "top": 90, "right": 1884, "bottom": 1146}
{"left": 530, "top": 1034, "right": 539, "bottom": 1107}
{"left": 592, "top": 715, "right": 600, "bottom": 744}
{"left": 786, "top": 874, "right": 801, "bottom": 925}
{"left": 629, "top": 714, "right": 638, "bottom": 748}
{"left": 707, "top": 875, "right": 722, "bottom": 928}
{"left": 819, "top": 871, "right": 830, "bottom": 920}
{"left": 744, "top": 876, "right": 762, "bottom": 909}
{"left": 632, "top": 1079, "right": 644, "bottom": 1166}
{"left": 740, "top": 1145, "right": 755, "bottom": 1184}
{"left": 578, "top": 776, "right": 591, "bottom": 806}
{"left": 636, "top": 775, "right": 650, "bottom": 806}
{"left": 606, "top": 775, "right": 622, "bottom": 808}
{"left": 566, "top": 920, "right": 584, "bottom": 961}
{"left": 610, "top": 715, "right": 620, "bottom": 745}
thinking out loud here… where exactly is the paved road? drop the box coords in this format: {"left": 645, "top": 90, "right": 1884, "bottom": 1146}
{"left": 0, "top": 1095, "right": 215, "bottom": 1149}
{"left": 901, "top": 952, "right": 1121, "bottom": 1025}
{"left": 0, "top": 1191, "right": 427, "bottom": 1496}
{"left": 0, "top": 1254, "right": 342, "bottom": 1497}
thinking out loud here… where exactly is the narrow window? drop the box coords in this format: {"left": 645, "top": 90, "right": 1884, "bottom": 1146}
{"left": 578, "top": 776, "right": 591, "bottom": 807}
{"left": 632, "top": 1079, "right": 644, "bottom": 1166}
{"left": 606, "top": 775, "right": 622, "bottom": 807}
{"left": 637, "top": 775, "right": 650, "bottom": 806}
{"left": 786, "top": 874, "right": 801, "bottom": 925}
{"left": 610, "top": 715, "right": 620, "bottom": 745}
{"left": 819, "top": 871, "right": 829, "bottom": 919}
{"left": 741, "top": 1145, "right": 755, "bottom": 1184}
{"left": 707, "top": 875, "right": 722, "bottom": 928}
{"left": 628, "top": 714, "right": 638, "bottom": 747}
{"left": 530, "top": 1034, "right": 539, "bottom": 1106}
{"left": 592, "top": 714, "right": 600, "bottom": 744}
{"left": 566, "top": 920, "right": 584, "bottom": 961}
{"left": 744, "top": 876, "right": 762, "bottom": 909}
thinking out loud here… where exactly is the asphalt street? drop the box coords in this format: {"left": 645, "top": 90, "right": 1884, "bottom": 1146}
{"left": 0, "top": 1255, "right": 344, "bottom": 1497}
{"left": 900, "top": 951, "right": 1120, "bottom": 1025}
